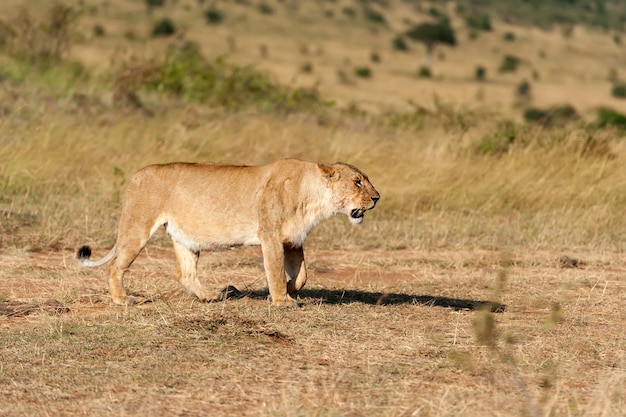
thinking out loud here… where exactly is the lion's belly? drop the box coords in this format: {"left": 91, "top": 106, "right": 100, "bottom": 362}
{"left": 165, "top": 218, "right": 260, "bottom": 252}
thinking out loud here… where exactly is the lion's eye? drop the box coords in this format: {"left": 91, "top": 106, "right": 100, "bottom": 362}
{"left": 354, "top": 178, "right": 362, "bottom": 188}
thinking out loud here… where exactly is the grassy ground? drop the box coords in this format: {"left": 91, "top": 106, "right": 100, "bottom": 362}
{"left": 1, "top": 1, "right": 625, "bottom": 416}
{"left": 1, "top": 248, "right": 624, "bottom": 416}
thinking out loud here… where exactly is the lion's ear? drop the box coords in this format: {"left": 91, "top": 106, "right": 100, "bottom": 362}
{"left": 317, "top": 163, "right": 336, "bottom": 180}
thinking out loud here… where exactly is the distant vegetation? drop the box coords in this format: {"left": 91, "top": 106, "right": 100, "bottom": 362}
{"left": 523, "top": 104, "right": 580, "bottom": 127}
{"left": 1, "top": 0, "right": 624, "bottom": 137}
{"left": 612, "top": 83, "right": 626, "bottom": 99}
{"left": 151, "top": 18, "right": 177, "bottom": 37}
{"left": 138, "top": 42, "right": 326, "bottom": 114}
{"left": 451, "top": 0, "right": 626, "bottom": 30}
{"left": 405, "top": 17, "right": 456, "bottom": 74}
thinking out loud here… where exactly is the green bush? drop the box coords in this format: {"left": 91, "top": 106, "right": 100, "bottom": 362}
{"left": 258, "top": 3, "right": 274, "bottom": 15}
{"left": 499, "top": 54, "right": 521, "bottom": 73}
{"left": 93, "top": 24, "right": 106, "bottom": 37}
{"left": 466, "top": 12, "right": 492, "bottom": 31}
{"left": 475, "top": 65, "right": 486, "bottom": 81}
{"left": 300, "top": 62, "right": 313, "bottom": 73}
{"left": 204, "top": 8, "right": 224, "bottom": 24}
{"left": 354, "top": 66, "right": 372, "bottom": 78}
{"left": 474, "top": 121, "right": 518, "bottom": 156}
{"left": 611, "top": 83, "right": 626, "bottom": 99}
{"left": 370, "top": 51, "right": 381, "bottom": 63}
{"left": 524, "top": 104, "right": 579, "bottom": 127}
{"left": 342, "top": 7, "right": 356, "bottom": 18}
{"left": 503, "top": 32, "right": 516, "bottom": 42}
{"left": 544, "top": 104, "right": 579, "bottom": 124}
{"left": 596, "top": 107, "right": 626, "bottom": 129}
{"left": 363, "top": 8, "right": 386, "bottom": 25}
{"left": 523, "top": 107, "right": 548, "bottom": 123}
{"left": 146, "top": 0, "right": 165, "bottom": 8}
{"left": 392, "top": 35, "right": 409, "bottom": 51}
{"left": 417, "top": 66, "right": 431, "bottom": 78}
{"left": 152, "top": 18, "right": 176, "bottom": 37}
{"left": 143, "top": 42, "right": 328, "bottom": 114}
{"left": 516, "top": 79, "right": 531, "bottom": 99}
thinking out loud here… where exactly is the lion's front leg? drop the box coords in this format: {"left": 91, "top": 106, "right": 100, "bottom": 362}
{"left": 285, "top": 245, "right": 307, "bottom": 295}
{"left": 260, "top": 238, "right": 298, "bottom": 307}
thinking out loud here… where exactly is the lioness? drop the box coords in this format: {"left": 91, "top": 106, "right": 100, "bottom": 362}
{"left": 77, "top": 159, "right": 379, "bottom": 307}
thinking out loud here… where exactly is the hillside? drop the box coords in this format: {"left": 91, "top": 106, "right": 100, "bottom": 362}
{"left": 1, "top": 0, "right": 625, "bottom": 119}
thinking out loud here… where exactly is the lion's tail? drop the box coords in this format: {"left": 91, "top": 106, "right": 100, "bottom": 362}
{"left": 77, "top": 244, "right": 117, "bottom": 267}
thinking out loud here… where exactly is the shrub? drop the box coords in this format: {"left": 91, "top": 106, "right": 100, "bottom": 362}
{"left": 258, "top": 3, "right": 274, "bottom": 15}
{"left": 354, "top": 66, "right": 372, "bottom": 78}
{"left": 392, "top": 35, "right": 409, "bottom": 51}
{"left": 524, "top": 104, "right": 579, "bottom": 127}
{"left": 474, "top": 121, "right": 518, "bottom": 156}
{"left": 342, "top": 7, "right": 356, "bottom": 18}
{"left": 146, "top": 0, "right": 165, "bottom": 8}
{"left": 151, "top": 18, "right": 176, "bottom": 37}
{"left": 406, "top": 18, "right": 456, "bottom": 50}
{"left": 516, "top": 79, "right": 531, "bottom": 100}
{"left": 611, "top": 83, "right": 626, "bottom": 99}
{"left": 503, "top": 32, "right": 516, "bottom": 42}
{"left": 523, "top": 107, "right": 548, "bottom": 123}
{"left": 300, "top": 62, "right": 313, "bottom": 73}
{"left": 596, "top": 107, "right": 626, "bottom": 129}
{"left": 141, "top": 42, "right": 327, "bottom": 114}
{"left": 475, "top": 65, "right": 486, "bottom": 81}
{"left": 417, "top": 66, "right": 431, "bottom": 78}
{"left": 0, "top": 5, "right": 79, "bottom": 66}
{"left": 475, "top": 135, "right": 512, "bottom": 156}
{"left": 499, "top": 54, "right": 521, "bottom": 73}
{"left": 204, "top": 8, "right": 224, "bottom": 24}
{"left": 370, "top": 51, "right": 381, "bottom": 63}
{"left": 545, "top": 104, "right": 579, "bottom": 123}
{"left": 93, "top": 24, "right": 106, "bottom": 37}
{"left": 466, "top": 12, "right": 492, "bottom": 31}
{"left": 363, "top": 8, "right": 386, "bottom": 25}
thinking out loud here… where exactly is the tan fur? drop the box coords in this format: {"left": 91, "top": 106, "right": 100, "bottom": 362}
{"left": 77, "top": 159, "right": 380, "bottom": 307}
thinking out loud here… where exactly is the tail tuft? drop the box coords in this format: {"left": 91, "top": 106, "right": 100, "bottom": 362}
{"left": 77, "top": 245, "right": 92, "bottom": 261}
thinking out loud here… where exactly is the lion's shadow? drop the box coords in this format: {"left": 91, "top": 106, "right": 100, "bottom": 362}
{"left": 245, "top": 288, "right": 506, "bottom": 313}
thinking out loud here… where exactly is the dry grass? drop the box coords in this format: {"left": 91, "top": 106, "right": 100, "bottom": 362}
{"left": 1, "top": 1, "right": 626, "bottom": 416}
{"left": 2, "top": 101, "right": 626, "bottom": 252}
{"left": 0, "top": 249, "right": 624, "bottom": 416}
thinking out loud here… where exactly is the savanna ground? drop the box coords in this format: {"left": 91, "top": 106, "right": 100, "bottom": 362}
{"left": 1, "top": 1, "right": 625, "bottom": 416}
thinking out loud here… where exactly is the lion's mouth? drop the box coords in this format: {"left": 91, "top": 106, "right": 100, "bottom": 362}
{"left": 350, "top": 208, "right": 365, "bottom": 219}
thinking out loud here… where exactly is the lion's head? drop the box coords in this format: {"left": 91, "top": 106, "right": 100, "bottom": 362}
{"left": 318, "top": 162, "right": 380, "bottom": 225}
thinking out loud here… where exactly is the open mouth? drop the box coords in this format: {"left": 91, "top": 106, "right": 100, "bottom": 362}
{"left": 350, "top": 208, "right": 364, "bottom": 219}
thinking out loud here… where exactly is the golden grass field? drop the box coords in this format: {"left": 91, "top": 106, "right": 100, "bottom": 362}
{"left": 1, "top": 0, "right": 625, "bottom": 416}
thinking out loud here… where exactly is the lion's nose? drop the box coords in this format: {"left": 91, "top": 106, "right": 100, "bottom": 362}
{"left": 371, "top": 195, "right": 380, "bottom": 205}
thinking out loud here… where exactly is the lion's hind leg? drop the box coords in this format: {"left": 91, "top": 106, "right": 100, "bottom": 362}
{"left": 172, "top": 240, "right": 214, "bottom": 301}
